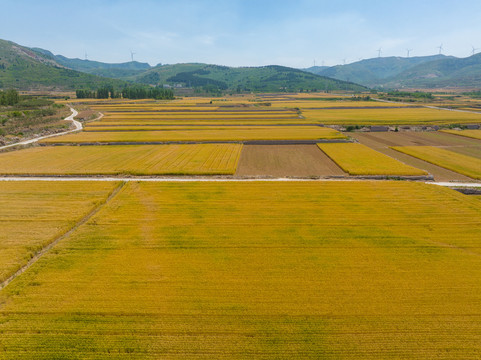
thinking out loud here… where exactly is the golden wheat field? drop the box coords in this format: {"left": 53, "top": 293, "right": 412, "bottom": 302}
{"left": 1, "top": 181, "right": 481, "bottom": 359}
{"left": 40, "top": 126, "right": 345, "bottom": 143}
{"left": 302, "top": 107, "right": 481, "bottom": 125}
{"left": 392, "top": 146, "right": 481, "bottom": 179}
{"left": 317, "top": 143, "right": 427, "bottom": 176}
{"left": 0, "top": 181, "right": 118, "bottom": 285}
{"left": 83, "top": 124, "right": 313, "bottom": 131}
{"left": 0, "top": 144, "right": 242, "bottom": 175}
{"left": 88, "top": 118, "right": 315, "bottom": 125}
{"left": 99, "top": 112, "right": 299, "bottom": 119}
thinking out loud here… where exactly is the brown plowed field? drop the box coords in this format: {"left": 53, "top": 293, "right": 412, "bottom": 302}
{"left": 236, "top": 145, "right": 346, "bottom": 177}
{"left": 350, "top": 132, "right": 478, "bottom": 182}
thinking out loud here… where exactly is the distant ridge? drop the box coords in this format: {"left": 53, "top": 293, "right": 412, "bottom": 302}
{"left": 303, "top": 55, "right": 450, "bottom": 87}
{"left": 131, "top": 63, "right": 366, "bottom": 92}
{"left": 303, "top": 54, "right": 481, "bottom": 89}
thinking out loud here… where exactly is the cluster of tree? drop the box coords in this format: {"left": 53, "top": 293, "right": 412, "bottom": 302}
{"left": 385, "top": 91, "right": 433, "bottom": 99}
{"left": 75, "top": 89, "right": 97, "bottom": 99}
{"left": 121, "top": 86, "right": 174, "bottom": 100}
{"left": 0, "top": 89, "right": 19, "bottom": 106}
{"left": 463, "top": 90, "right": 481, "bottom": 98}
{"left": 351, "top": 96, "right": 371, "bottom": 101}
{"left": 76, "top": 86, "right": 174, "bottom": 100}
{"left": 76, "top": 85, "right": 116, "bottom": 99}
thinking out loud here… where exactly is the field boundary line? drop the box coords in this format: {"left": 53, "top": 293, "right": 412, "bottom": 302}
{"left": 0, "top": 181, "right": 125, "bottom": 292}
{"left": 0, "top": 107, "right": 81, "bottom": 151}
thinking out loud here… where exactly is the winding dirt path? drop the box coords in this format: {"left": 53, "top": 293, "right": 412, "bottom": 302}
{"left": 0, "top": 106, "right": 81, "bottom": 151}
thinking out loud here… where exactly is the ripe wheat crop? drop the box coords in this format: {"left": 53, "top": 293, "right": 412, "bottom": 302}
{"left": 1, "top": 182, "right": 481, "bottom": 358}
{"left": 318, "top": 143, "right": 427, "bottom": 175}
{"left": 303, "top": 108, "right": 481, "bottom": 125}
{"left": 0, "top": 181, "right": 118, "bottom": 284}
{"left": 40, "top": 126, "right": 345, "bottom": 143}
{"left": 392, "top": 146, "right": 481, "bottom": 179}
{"left": 0, "top": 144, "right": 243, "bottom": 175}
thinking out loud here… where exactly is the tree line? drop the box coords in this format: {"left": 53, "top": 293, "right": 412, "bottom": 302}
{"left": 76, "top": 85, "right": 174, "bottom": 100}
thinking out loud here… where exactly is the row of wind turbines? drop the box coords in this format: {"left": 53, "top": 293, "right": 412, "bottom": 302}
{"left": 375, "top": 45, "right": 479, "bottom": 59}
{"left": 314, "top": 45, "right": 480, "bottom": 68}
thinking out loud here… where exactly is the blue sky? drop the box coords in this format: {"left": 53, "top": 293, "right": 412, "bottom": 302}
{"left": 2, "top": 0, "right": 481, "bottom": 67}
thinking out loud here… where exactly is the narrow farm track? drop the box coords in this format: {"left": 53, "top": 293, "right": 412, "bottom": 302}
{"left": 0, "top": 107, "right": 81, "bottom": 151}
{"left": 0, "top": 176, "right": 479, "bottom": 187}
{"left": 0, "top": 182, "right": 125, "bottom": 291}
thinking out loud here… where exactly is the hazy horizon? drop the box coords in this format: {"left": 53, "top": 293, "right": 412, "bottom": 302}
{"left": 3, "top": 0, "right": 481, "bottom": 68}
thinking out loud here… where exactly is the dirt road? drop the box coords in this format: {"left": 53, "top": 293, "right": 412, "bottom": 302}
{"left": 0, "top": 107, "right": 80, "bottom": 151}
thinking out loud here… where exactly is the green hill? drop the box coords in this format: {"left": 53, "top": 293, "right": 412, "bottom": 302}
{"left": 0, "top": 39, "right": 127, "bottom": 90}
{"left": 133, "top": 63, "right": 366, "bottom": 92}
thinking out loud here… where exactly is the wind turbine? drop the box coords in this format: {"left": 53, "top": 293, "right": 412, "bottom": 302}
{"left": 437, "top": 44, "right": 443, "bottom": 55}
{"left": 406, "top": 48, "right": 413, "bottom": 58}
{"left": 342, "top": 58, "right": 346, "bottom": 65}
{"left": 84, "top": 52, "right": 88, "bottom": 60}
{"left": 472, "top": 45, "right": 479, "bottom": 56}
{"left": 130, "top": 50, "right": 136, "bottom": 62}
{"left": 377, "top": 48, "right": 382, "bottom": 58}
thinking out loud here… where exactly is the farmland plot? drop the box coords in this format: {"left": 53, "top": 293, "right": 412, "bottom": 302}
{"left": 0, "top": 144, "right": 242, "bottom": 175}
{"left": 302, "top": 107, "right": 481, "bottom": 125}
{"left": 442, "top": 129, "right": 481, "bottom": 141}
{"left": 392, "top": 146, "right": 481, "bottom": 179}
{"left": 236, "top": 144, "right": 346, "bottom": 177}
{"left": 317, "top": 143, "right": 427, "bottom": 176}
{"left": 1, "top": 182, "right": 481, "bottom": 358}
{"left": 0, "top": 181, "right": 118, "bottom": 285}
{"left": 40, "top": 126, "right": 345, "bottom": 143}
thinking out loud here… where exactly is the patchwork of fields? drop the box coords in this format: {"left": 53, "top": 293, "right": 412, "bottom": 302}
{"left": 1, "top": 94, "right": 481, "bottom": 358}
{"left": 1, "top": 181, "right": 481, "bottom": 358}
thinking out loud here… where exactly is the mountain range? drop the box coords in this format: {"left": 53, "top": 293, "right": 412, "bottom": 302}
{"left": 2, "top": 37, "right": 481, "bottom": 91}
{"left": 304, "top": 54, "right": 481, "bottom": 89}
{"left": 0, "top": 39, "right": 364, "bottom": 92}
